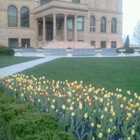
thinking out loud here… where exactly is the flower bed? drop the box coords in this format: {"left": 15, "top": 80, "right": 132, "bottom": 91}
{"left": 1, "top": 74, "right": 140, "bottom": 139}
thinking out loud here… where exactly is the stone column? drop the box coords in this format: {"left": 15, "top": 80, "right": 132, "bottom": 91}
{"left": 84, "top": 16, "right": 86, "bottom": 42}
{"left": 35, "top": 19, "right": 39, "bottom": 42}
{"left": 64, "top": 14, "right": 67, "bottom": 41}
{"left": 43, "top": 16, "right": 46, "bottom": 41}
{"left": 53, "top": 13, "right": 57, "bottom": 41}
{"left": 18, "top": 11, "right": 20, "bottom": 27}
{"left": 18, "top": 38, "right": 21, "bottom": 47}
{"left": 74, "top": 15, "right": 77, "bottom": 41}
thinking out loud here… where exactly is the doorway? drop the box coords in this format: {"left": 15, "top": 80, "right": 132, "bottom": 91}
{"left": 46, "top": 29, "right": 50, "bottom": 41}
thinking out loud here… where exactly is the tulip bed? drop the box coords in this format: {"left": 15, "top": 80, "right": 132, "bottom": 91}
{"left": 1, "top": 74, "right": 140, "bottom": 140}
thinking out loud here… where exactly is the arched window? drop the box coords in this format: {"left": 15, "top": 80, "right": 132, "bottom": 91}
{"left": 72, "top": 0, "right": 80, "bottom": 3}
{"left": 40, "top": 0, "right": 51, "bottom": 5}
{"left": 90, "top": 16, "right": 95, "bottom": 32}
{"left": 21, "top": 7, "right": 29, "bottom": 27}
{"left": 111, "top": 18, "right": 116, "bottom": 33}
{"left": 8, "top": 6, "right": 18, "bottom": 27}
{"left": 101, "top": 17, "right": 106, "bottom": 32}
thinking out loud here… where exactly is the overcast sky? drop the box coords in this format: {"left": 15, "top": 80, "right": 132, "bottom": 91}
{"left": 123, "top": 0, "right": 140, "bottom": 43}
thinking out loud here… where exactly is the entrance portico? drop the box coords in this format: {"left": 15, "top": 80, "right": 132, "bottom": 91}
{"left": 36, "top": 13, "right": 87, "bottom": 43}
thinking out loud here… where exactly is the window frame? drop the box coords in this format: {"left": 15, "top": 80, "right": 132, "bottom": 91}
{"left": 111, "top": 18, "right": 116, "bottom": 33}
{"left": 8, "top": 6, "right": 18, "bottom": 27}
{"left": 72, "top": 0, "right": 80, "bottom": 4}
{"left": 101, "top": 17, "right": 106, "bottom": 33}
{"left": 90, "top": 16, "right": 95, "bottom": 32}
{"left": 20, "top": 7, "right": 30, "bottom": 28}
{"left": 77, "top": 17, "right": 84, "bottom": 31}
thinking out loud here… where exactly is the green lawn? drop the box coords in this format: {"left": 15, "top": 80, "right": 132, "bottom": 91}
{"left": 19, "top": 57, "right": 140, "bottom": 95}
{"left": 0, "top": 56, "right": 41, "bottom": 68}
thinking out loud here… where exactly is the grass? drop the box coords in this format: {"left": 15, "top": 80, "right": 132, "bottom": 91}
{"left": 0, "top": 56, "right": 41, "bottom": 68}
{"left": 18, "top": 57, "right": 140, "bottom": 96}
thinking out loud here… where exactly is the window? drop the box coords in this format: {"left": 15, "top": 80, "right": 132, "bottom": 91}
{"left": 101, "top": 17, "right": 106, "bottom": 32}
{"left": 40, "top": 0, "right": 52, "bottom": 5}
{"left": 72, "top": 0, "right": 80, "bottom": 3}
{"left": 77, "top": 17, "right": 83, "bottom": 31}
{"left": 111, "top": 18, "right": 116, "bottom": 33}
{"left": 111, "top": 41, "right": 116, "bottom": 48}
{"left": 21, "top": 39, "right": 30, "bottom": 48}
{"left": 8, "top": 6, "right": 18, "bottom": 27}
{"left": 68, "top": 19, "right": 73, "bottom": 30}
{"left": 91, "top": 41, "right": 95, "bottom": 47}
{"left": 9, "top": 38, "right": 18, "bottom": 47}
{"left": 57, "top": 23, "right": 60, "bottom": 30}
{"left": 90, "top": 16, "right": 95, "bottom": 32}
{"left": 101, "top": 41, "right": 106, "bottom": 48}
{"left": 21, "top": 7, "right": 29, "bottom": 27}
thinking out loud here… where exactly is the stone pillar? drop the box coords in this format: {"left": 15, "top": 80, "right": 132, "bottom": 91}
{"left": 35, "top": 19, "right": 39, "bottom": 41}
{"left": 53, "top": 13, "right": 57, "bottom": 41}
{"left": 64, "top": 14, "right": 67, "bottom": 41}
{"left": 43, "top": 16, "right": 46, "bottom": 41}
{"left": 84, "top": 16, "right": 86, "bottom": 42}
{"left": 18, "top": 11, "right": 20, "bottom": 27}
{"left": 18, "top": 38, "right": 21, "bottom": 47}
{"left": 74, "top": 15, "right": 77, "bottom": 41}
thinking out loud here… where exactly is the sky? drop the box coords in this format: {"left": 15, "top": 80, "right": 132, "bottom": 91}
{"left": 123, "top": 0, "right": 140, "bottom": 44}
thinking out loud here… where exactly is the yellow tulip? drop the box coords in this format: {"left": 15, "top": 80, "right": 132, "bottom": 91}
{"left": 104, "top": 107, "right": 108, "bottom": 112}
{"left": 91, "top": 123, "right": 94, "bottom": 127}
{"left": 84, "top": 113, "right": 88, "bottom": 119}
{"left": 79, "top": 103, "right": 83, "bottom": 110}
{"left": 131, "top": 129, "right": 135, "bottom": 135}
{"left": 98, "top": 133, "right": 103, "bottom": 138}
{"left": 97, "top": 124, "right": 101, "bottom": 128}
{"left": 71, "top": 112, "right": 75, "bottom": 116}
{"left": 107, "top": 128, "right": 111, "bottom": 133}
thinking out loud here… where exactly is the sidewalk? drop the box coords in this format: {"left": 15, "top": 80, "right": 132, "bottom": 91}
{"left": 0, "top": 56, "right": 62, "bottom": 77}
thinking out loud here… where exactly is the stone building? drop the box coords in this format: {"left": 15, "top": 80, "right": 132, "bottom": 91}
{"left": 0, "top": 0, "right": 123, "bottom": 48}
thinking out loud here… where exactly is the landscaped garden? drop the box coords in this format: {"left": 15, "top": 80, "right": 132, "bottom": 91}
{"left": 1, "top": 57, "right": 140, "bottom": 139}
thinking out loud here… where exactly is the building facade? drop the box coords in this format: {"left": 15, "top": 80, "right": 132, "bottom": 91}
{"left": 0, "top": 0, "right": 123, "bottom": 48}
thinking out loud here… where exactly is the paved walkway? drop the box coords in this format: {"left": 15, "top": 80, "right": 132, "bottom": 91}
{"left": 0, "top": 56, "right": 63, "bottom": 77}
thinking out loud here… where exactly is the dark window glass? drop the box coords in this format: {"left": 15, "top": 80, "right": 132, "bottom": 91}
{"left": 8, "top": 6, "right": 18, "bottom": 27}
{"left": 111, "top": 41, "right": 116, "bottom": 48}
{"left": 111, "top": 18, "right": 116, "bottom": 33}
{"left": 101, "top": 41, "right": 106, "bottom": 48}
{"left": 21, "top": 39, "right": 30, "bottom": 48}
{"left": 77, "top": 17, "right": 83, "bottom": 31}
{"left": 40, "top": 0, "right": 52, "bottom": 5}
{"left": 90, "top": 16, "right": 95, "bottom": 26}
{"left": 101, "top": 17, "right": 106, "bottom": 32}
{"left": 72, "top": 0, "right": 80, "bottom": 3}
{"left": 9, "top": 38, "right": 18, "bottom": 47}
{"left": 57, "top": 23, "right": 60, "bottom": 30}
{"left": 90, "top": 16, "right": 95, "bottom": 32}
{"left": 91, "top": 41, "right": 95, "bottom": 46}
{"left": 21, "top": 7, "right": 29, "bottom": 27}
{"left": 68, "top": 19, "right": 73, "bottom": 30}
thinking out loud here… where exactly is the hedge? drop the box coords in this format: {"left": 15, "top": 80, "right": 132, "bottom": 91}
{"left": 0, "top": 92, "right": 77, "bottom": 140}
{"left": 0, "top": 46, "right": 14, "bottom": 56}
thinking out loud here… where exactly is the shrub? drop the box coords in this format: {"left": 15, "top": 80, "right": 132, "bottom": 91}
{"left": 0, "top": 92, "right": 77, "bottom": 140}
{"left": 0, "top": 46, "right": 14, "bottom": 56}
{"left": 116, "top": 47, "right": 134, "bottom": 53}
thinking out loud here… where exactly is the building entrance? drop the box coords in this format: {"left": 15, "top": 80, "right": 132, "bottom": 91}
{"left": 46, "top": 29, "right": 50, "bottom": 41}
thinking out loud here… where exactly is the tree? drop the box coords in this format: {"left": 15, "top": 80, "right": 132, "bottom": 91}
{"left": 133, "top": 20, "right": 140, "bottom": 45}
{"left": 124, "top": 35, "right": 130, "bottom": 48}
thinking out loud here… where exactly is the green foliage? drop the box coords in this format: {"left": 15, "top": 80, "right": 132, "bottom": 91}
{"left": 0, "top": 46, "right": 14, "bottom": 56}
{"left": 124, "top": 35, "right": 130, "bottom": 48}
{"left": 0, "top": 92, "right": 77, "bottom": 140}
{"left": 116, "top": 47, "right": 134, "bottom": 53}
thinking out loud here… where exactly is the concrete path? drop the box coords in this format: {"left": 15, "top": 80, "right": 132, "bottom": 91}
{"left": 0, "top": 56, "right": 63, "bottom": 77}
